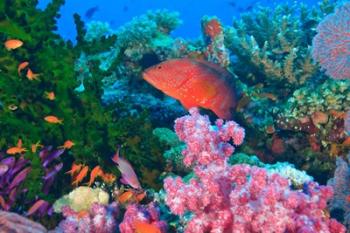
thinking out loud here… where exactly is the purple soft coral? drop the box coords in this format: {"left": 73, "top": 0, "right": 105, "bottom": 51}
{"left": 164, "top": 108, "right": 346, "bottom": 233}
{"left": 54, "top": 202, "right": 118, "bottom": 233}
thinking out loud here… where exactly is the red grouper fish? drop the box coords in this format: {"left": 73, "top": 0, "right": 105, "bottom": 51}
{"left": 142, "top": 58, "right": 237, "bottom": 119}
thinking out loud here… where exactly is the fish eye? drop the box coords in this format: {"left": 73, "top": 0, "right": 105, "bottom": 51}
{"left": 157, "top": 66, "right": 162, "bottom": 69}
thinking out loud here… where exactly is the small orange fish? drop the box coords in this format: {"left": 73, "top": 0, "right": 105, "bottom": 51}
{"left": 18, "top": 61, "right": 29, "bottom": 76}
{"left": 72, "top": 165, "right": 89, "bottom": 186}
{"left": 135, "top": 191, "right": 146, "bottom": 202}
{"left": 6, "top": 146, "right": 27, "bottom": 155}
{"left": 45, "top": 91, "right": 55, "bottom": 100}
{"left": 44, "top": 115, "right": 63, "bottom": 124}
{"left": 31, "top": 141, "right": 43, "bottom": 153}
{"left": 143, "top": 59, "right": 237, "bottom": 119}
{"left": 65, "top": 163, "right": 83, "bottom": 177}
{"left": 101, "top": 172, "right": 116, "bottom": 184}
{"left": 76, "top": 210, "right": 89, "bottom": 219}
{"left": 58, "top": 140, "right": 74, "bottom": 149}
{"left": 26, "top": 69, "right": 40, "bottom": 81}
{"left": 6, "top": 139, "right": 27, "bottom": 155}
{"left": 134, "top": 221, "right": 161, "bottom": 233}
{"left": 4, "top": 39, "right": 23, "bottom": 50}
{"left": 87, "top": 165, "right": 103, "bottom": 186}
{"left": 117, "top": 191, "right": 134, "bottom": 204}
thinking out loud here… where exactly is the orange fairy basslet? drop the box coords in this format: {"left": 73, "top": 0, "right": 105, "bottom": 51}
{"left": 45, "top": 91, "right": 55, "bottom": 101}
{"left": 65, "top": 163, "right": 83, "bottom": 177}
{"left": 31, "top": 141, "right": 43, "bottom": 153}
{"left": 4, "top": 39, "right": 23, "bottom": 50}
{"left": 26, "top": 69, "right": 40, "bottom": 81}
{"left": 71, "top": 165, "right": 89, "bottom": 186}
{"left": 143, "top": 59, "right": 237, "bottom": 119}
{"left": 58, "top": 140, "right": 74, "bottom": 149}
{"left": 101, "top": 172, "right": 116, "bottom": 184}
{"left": 17, "top": 61, "right": 29, "bottom": 76}
{"left": 117, "top": 190, "right": 134, "bottom": 204}
{"left": 87, "top": 165, "right": 103, "bottom": 186}
{"left": 44, "top": 115, "right": 63, "bottom": 124}
{"left": 6, "top": 139, "right": 27, "bottom": 155}
{"left": 134, "top": 221, "right": 162, "bottom": 233}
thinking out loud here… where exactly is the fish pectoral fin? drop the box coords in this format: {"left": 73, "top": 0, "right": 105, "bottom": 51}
{"left": 212, "top": 108, "right": 232, "bottom": 120}
{"left": 180, "top": 100, "right": 197, "bottom": 110}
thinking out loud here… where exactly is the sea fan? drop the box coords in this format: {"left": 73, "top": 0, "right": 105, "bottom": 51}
{"left": 312, "top": 2, "right": 350, "bottom": 79}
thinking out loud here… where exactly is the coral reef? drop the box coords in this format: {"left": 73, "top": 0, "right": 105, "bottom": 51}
{"left": 312, "top": 2, "right": 350, "bottom": 80}
{"left": 216, "top": 0, "right": 349, "bottom": 181}
{"left": 119, "top": 203, "right": 167, "bottom": 233}
{"left": 53, "top": 202, "right": 118, "bottom": 233}
{"left": 164, "top": 108, "right": 345, "bottom": 232}
{"left": 0, "top": 0, "right": 350, "bottom": 231}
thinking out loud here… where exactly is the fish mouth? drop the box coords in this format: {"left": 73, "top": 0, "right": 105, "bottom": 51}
{"left": 142, "top": 71, "right": 155, "bottom": 85}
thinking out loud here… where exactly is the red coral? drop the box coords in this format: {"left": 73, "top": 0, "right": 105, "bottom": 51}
{"left": 203, "top": 18, "right": 223, "bottom": 39}
{"left": 312, "top": 3, "right": 350, "bottom": 79}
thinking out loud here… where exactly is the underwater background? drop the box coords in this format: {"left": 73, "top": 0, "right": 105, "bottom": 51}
{"left": 0, "top": 0, "right": 350, "bottom": 232}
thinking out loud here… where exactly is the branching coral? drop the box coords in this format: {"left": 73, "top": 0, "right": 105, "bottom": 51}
{"left": 225, "top": 2, "right": 328, "bottom": 88}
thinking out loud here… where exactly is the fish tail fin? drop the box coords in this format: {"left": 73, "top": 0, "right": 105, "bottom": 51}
{"left": 71, "top": 180, "right": 79, "bottom": 186}
{"left": 111, "top": 146, "right": 121, "bottom": 163}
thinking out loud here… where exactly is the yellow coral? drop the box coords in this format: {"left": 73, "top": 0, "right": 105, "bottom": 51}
{"left": 53, "top": 186, "right": 109, "bottom": 213}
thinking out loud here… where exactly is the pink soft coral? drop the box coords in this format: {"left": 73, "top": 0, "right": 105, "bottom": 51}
{"left": 164, "top": 108, "right": 346, "bottom": 233}
{"left": 119, "top": 202, "right": 167, "bottom": 233}
{"left": 174, "top": 107, "right": 245, "bottom": 167}
{"left": 312, "top": 2, "right": 350, "bottom": 79}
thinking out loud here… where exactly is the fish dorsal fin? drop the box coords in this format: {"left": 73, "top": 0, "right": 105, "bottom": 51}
{"left": 191, "top": 59, "right": 232, "bottom": 79}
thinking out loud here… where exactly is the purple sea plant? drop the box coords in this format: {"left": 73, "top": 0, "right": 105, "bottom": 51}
{"left": 39, "top": 147, "right": 65, "bottom": 194}
{"left": 0, "top": 152, "right": 31, "bottom": 211}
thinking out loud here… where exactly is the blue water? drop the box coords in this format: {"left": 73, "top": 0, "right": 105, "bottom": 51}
{"left": 38, "top": 0, "right": 320, "bottom": 42}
